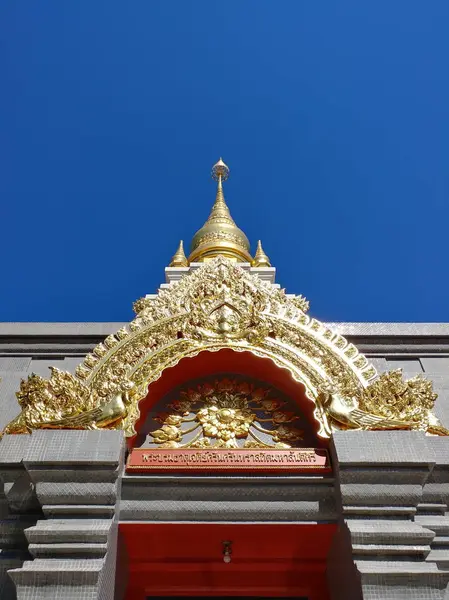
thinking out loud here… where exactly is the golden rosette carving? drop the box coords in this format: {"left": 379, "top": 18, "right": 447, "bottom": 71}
{"left": 147, "top": 378, "right": 304, "bottom": 449}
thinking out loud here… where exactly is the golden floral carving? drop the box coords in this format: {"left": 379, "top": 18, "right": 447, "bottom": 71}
{"left": 147, "top": 378, "right": 303, "bottom": 449}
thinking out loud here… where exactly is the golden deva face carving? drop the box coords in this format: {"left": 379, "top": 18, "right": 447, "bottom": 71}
{"left": 2, "top": 257, "right": 447, "bottom": 438}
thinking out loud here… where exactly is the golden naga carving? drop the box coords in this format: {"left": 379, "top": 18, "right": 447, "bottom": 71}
{"left": 2, "top": 257, "right": 446, "bottom": 438}
{"left": 317, "top": 369, "right": 448, "bottom": 435}
{"left": 147, "top": 378, "right": 303, "bottom": 449}
{"left": 4, "top": 368, "right": 133, "bottom": 434}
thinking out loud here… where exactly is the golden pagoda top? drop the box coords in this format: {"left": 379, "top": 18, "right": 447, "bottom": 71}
{"left": 253, "top": 240, "right": 271, "bottom": 268}
{"left": 188, "top": 158, "right": 253, "bottom": 263}
{"left": 169, "top": 240, "right": 188, "bottom": 267}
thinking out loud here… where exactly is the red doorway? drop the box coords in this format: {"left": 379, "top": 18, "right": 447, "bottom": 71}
{"left": 119, "top": 523, "right": 336, "bottom": 600}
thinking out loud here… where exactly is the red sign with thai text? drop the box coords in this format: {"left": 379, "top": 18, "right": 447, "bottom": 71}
{"left": 126, "top": 448, "right": 330, "bottom": 473}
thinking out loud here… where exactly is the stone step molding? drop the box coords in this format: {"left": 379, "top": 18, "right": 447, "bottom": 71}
{"left": 349, "top": 519, "right": 434, "bottom": 548}
{"left": 417, "top": 503, "right": 447, "bottom": 515}
{"left": 120, "top": 473, "right": 337, "bottom": 522}
{"left": 329, "top": 430, "right": 449, "bottom": 600}
{"left": 9, "top": 558, "right": 104, "bottom": 595}
{"left": 355, "top": 561, "right": 449, "bottom": 599}
{"left": 42, "top": 504, "right": 115, "bottom": 518}
{"left": 418, "top": 437, "right": 449, "bottom": 575}
{"left": 0, "top": 435, "right": 40, "bottom": 600}
{"left": 6, "top": 430, "right": 125, "bottom": 600}
{"left": 415, "top": 515, "right": 449, "bottom": 536}
{"left": 25, "top": 519, "right": 112, "bottom": 560}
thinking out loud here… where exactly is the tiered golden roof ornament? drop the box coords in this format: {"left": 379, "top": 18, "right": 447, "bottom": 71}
{"left": 189, "top": 158, "right": 253, "bottom": 263}
{"left": 253, "top": 240, "right": 271, "bottom": 268}
{"left": 168, "top": 159, "right": 272, "bottom": 267}
{"left": 169, "top": 240, "right": 188, "bottom": 268}
{"left": 2, "top": 159, "right": 448, "bottom": 440}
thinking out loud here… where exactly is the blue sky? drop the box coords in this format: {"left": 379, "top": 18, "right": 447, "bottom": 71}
{"left": 1, "top": 1, "right": 448, "bottom": 322}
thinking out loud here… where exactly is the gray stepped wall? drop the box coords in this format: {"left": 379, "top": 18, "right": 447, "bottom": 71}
{"left": 1, "top": 430, "right": 125, "bottom": 600}
{"left": 329, "top": 430, "right": 449, "bottom": 600}
{"left": 120, "top": 473, "right": 336, "bottom": 522}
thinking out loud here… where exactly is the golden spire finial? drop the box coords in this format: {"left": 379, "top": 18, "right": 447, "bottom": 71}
{"left": 205, "top": 158, "right": 233, "bottom": 224}
{"left": 253, "top": 240, "right": 271, "bottom": 267}
{"left": 188, "top": 159, "right": 252, "bottom": 263}
{"left": 169, "top": 240, "right": 189, "bottom": 267}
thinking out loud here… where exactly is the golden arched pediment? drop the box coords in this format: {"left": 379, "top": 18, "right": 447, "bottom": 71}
{"left": 4, "top": 258, "right": 447, "bottom": 438}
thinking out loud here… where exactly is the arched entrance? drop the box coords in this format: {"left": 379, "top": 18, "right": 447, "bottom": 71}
{"left": 118, "top": 348, "right": 337, "bottom": 600}
{"left": 130, "top": 349, "right": 328, "bottom": 450}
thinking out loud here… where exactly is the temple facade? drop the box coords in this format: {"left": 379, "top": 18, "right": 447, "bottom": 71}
{"left": 1, "top": 159, "right": 449, "bottom": 599}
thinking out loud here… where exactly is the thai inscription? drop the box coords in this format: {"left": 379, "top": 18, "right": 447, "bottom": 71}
{"left": 127, "top": 448, "right": 330, "bottom": 472}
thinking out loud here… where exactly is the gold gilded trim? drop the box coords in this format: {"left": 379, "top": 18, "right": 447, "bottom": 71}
{"left": 3, "top": 257, "right": 446, "bottom": 438}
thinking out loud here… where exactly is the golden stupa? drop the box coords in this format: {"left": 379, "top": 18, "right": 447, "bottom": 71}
{"left": 188, "top": 158, "right": 253, "bottom": 263}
